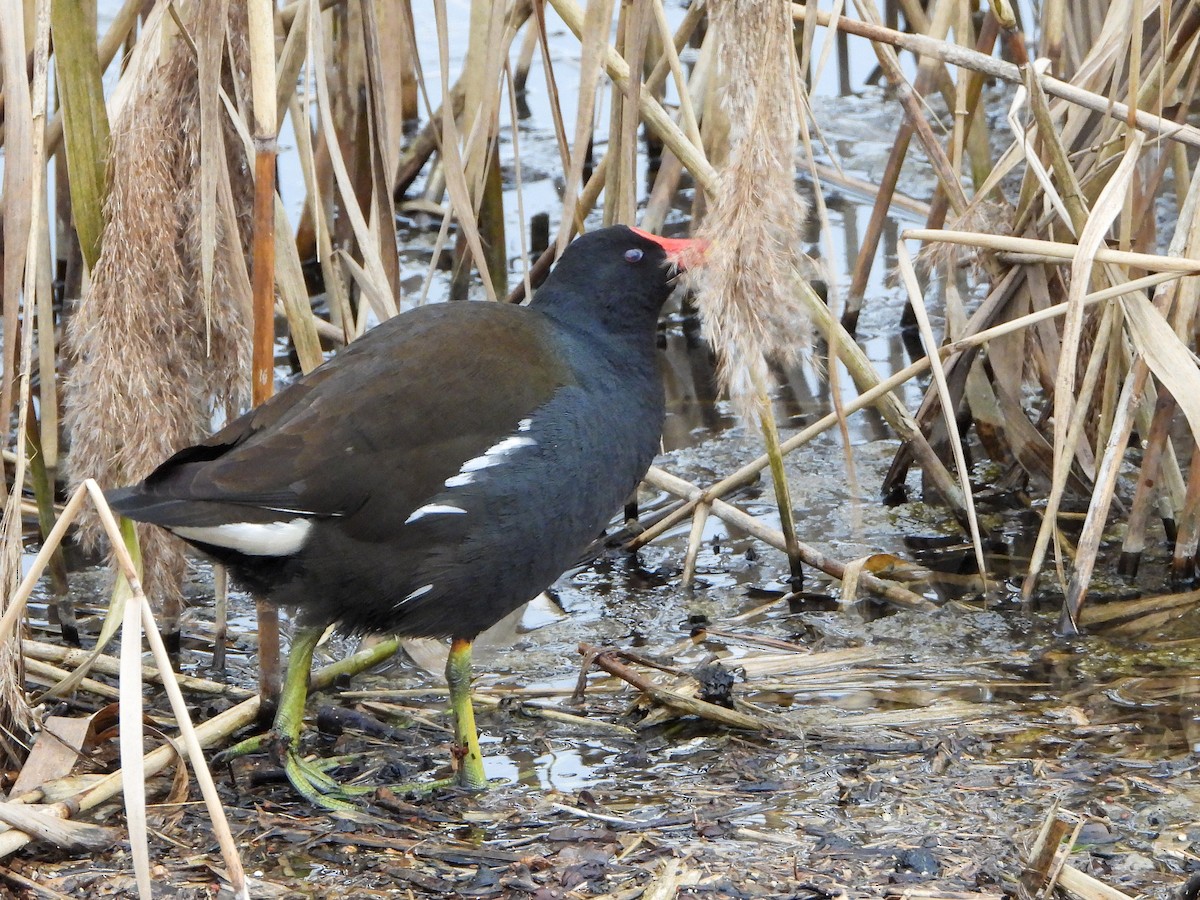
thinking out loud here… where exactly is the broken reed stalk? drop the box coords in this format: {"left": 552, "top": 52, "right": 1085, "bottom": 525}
{"left": 577, "top": 643, "right": 782, "bottom": 733}
{"left": 1118, "top": 391, "right": 1177, "bottom": 576}
{"left": 22, "top": 639, "right": 254, "bottom": 699}
{"left": 790, "top": 4, "right": 1200, "bottom": 149}
{"left": 642, "top": 467, "right": 934, "bottom": 612}
{"left": 1174, "top": 450, "right": 1200, "bottom": 579}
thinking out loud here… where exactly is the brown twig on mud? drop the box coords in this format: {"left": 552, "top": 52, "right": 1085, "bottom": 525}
{"left": 576, "top": 642, "right": 787, "bottom": 734}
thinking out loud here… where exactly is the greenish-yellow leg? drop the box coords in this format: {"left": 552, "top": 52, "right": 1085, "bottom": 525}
{"left": 219, "top": 625, "right": 364, "bottom": 811}
{"left": 271, "top": 625, "right": 320, "bottom": 748}
{"left": 218, "top": 629, "right": 478, "bottom": 808}
{"left": 270, "top": 626, "right": 366, "bottom": 810}
{"left": 446, "top": 638, "right": 487, "bottom": 790}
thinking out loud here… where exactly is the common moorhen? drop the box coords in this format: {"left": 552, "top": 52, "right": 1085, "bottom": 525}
{"left": 108, "top": 225, "right": 701, "bottom": 807}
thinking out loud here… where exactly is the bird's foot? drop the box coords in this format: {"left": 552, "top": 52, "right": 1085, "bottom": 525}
{"left": 216, "top": 729, "right": 490, "bottom": 810}
{"left": 215, "top": 730, "right": 370, "bottom": 811}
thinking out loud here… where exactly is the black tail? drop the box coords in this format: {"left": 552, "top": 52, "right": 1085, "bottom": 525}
{"left": 106, "top": 486, "right": 264, "bottom": 529}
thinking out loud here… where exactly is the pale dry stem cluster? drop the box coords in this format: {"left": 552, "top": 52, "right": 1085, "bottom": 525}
{"left": 695, "top": 0, "right": 812, "bottom": 414}
{"left": 64, "top": 4, "right": 253, "bottom": 611}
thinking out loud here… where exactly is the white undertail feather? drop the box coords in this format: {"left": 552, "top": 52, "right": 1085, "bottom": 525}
{"left": 171, "top": 518, "right": 312, "bottom": 556}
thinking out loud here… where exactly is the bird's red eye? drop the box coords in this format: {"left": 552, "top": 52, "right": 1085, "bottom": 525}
{"left": 624, "top": 248, "right": 644, "bottom": 263}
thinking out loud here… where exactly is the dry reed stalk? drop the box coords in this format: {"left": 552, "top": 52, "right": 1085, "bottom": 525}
{"left": 360, "top": 0, "right": 404, "bottom": 302}
{"left": 293, "top": 0, "right": 399, "bottom": 327}
{"left": 885, "top": 0, "right": 1200, "bottom": 531}
{"left": 64, "top": 0, "right": 253, "bottom": 615}
{"left": 789, "top": 5, "right": 1200, "bottom": 149}
{"left": 843, "top": 0, "right": 960, "bottom": 331}
{"left": 0, "top": 0, "right": 51, "bottom": 746}
{"left": 246, "top": 0, "right": 282, "bottom": 705}
{"left": 555, "top": 0, "right": 614, "bottom": 252}
{"left": 460, "top": 1, "right": 511, "bottom": 299}
{"left": 603, "top": 0, "right": 648, "bottom": 227}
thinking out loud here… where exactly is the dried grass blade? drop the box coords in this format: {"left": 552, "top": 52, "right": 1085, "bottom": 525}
{"left": 50, "top": 0, "right": 111, "bottom": 268}
{"left": 430, "top": 0, "right": 496, "bottom": 300}
{"left": 273, "top": 195, "right": 324, "bottom": 372}
{"left": 904, "top": 228, "right": 1200, "bottom": 273}
{"left": 503, "top": 61, "right": 534, "bottom": 301}
{"left": 116, "top": 536, "right": 151, "bottom": 898}
{"left": 1035, "top": 134, "right": 1141, "bottom": 611}
{"left": 1007, "top": 59, "right": 1073, "bottom": 231}
{"left": 1, "top": 0, "right": 50, "bottom": 744}
{"left": 0, "top": 0, "right": 36, "bottom": 437}
{"left": 1121, "top": 292, "right": 1200, "bottom": 444}
{"left": 360, "top": 0, "right": 403, "bottom": 301}
{"left": 649, "top": 0, "right": 701, "bottom": 152}
{"left": 309, "top": 0, "right": 399, "bottom": 315}
{"left": 1060, "top": 367, "right": 1142, "bottom": 630}
{"left": 897, "top": 244, "right": 987, "bottom": 581}
{"left": 198, "top": 0, "right": 230, "bottom": 351}
{"left": 1021, "top": 304, "right": 1118, "bottom": 600}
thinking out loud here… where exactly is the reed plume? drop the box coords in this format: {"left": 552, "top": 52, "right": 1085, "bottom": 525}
{"left": 64, "top": 0, "right": 253, "bottom": 614}
{"left": 693, "top": 0, "right": 811, "bottom": 412}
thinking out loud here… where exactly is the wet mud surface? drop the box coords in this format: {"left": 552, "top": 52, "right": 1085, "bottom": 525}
{"left": 16, "top": 422, "right": 1200, "bottom": 898}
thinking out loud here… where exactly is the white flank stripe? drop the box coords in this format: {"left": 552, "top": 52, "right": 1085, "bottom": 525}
{"left": 171, "top": 519, "right": 312, "bottom": 556}
{"left": 455, "top": 434, "right": 537, "bottom": 475}
{"left": 399, "top": 584, "right": 434, "bottom": 605}
{"left": 444, "top": 473, "right": 474, "bottom": 488}
{"left": 404, "top": 503, "right": 467, "bottom": 524}
{"left": 517, "top": 418, "right": 533, "bottom": 432}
